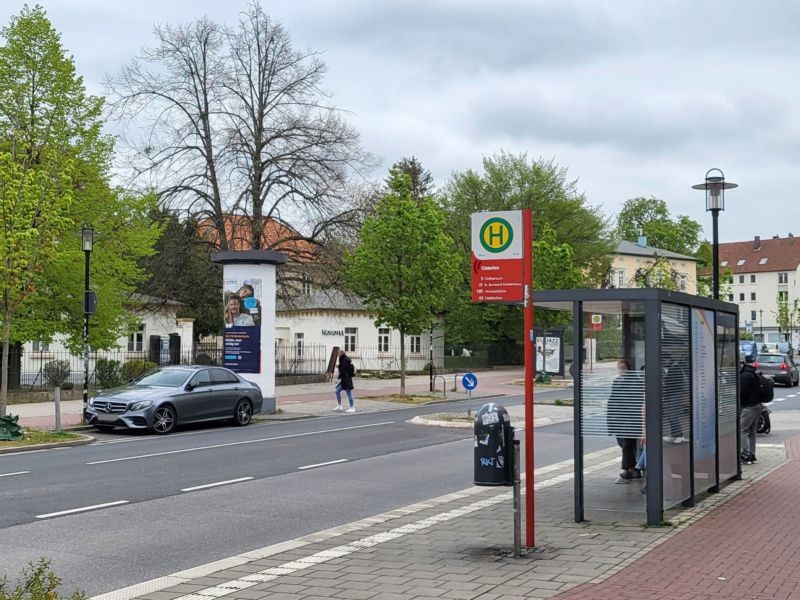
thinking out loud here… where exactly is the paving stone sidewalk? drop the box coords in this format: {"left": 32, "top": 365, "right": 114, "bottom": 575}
{"left": 98, "top": 441, "right": 790, "bottom": 600}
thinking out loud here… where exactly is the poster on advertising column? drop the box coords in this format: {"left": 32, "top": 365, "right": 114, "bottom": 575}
{"left": 691, "top": 308, "right": 716, "bottom": 461}
{"left": 222, "top": 278, "right": 262, "bottom": 373}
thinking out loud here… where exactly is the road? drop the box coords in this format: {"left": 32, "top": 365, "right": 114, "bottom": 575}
{"left": 0, "top": 392, "right": 602, "bottom": 596}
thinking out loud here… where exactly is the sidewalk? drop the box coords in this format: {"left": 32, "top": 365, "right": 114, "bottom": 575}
{"left": 93, "top": 438, "right": 795, "bottom": 600}
{"left": 11, "top": 368, "right": 565, "bottom": 430}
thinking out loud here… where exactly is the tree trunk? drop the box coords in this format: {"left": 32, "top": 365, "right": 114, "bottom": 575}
{"left": 54, "top": 386, "right": 62, "bottom": 433}
{"left": 399, "top": 326, "right": 406, "bottom": 397}
{"left": 0, "top": 310, "right": 11, "bottom": 417}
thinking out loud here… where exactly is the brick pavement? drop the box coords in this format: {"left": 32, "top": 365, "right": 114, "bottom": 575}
{"left": 96, "top": 441, "right": 790, "bottom": 600}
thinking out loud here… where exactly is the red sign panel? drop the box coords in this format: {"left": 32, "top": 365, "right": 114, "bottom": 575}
{"left": 471, "top": 256, "right": 525, "bottom": 303}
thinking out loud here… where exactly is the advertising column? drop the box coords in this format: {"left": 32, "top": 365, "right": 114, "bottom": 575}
{"left": 212, "top": 251, "right": 287, "bottom": 413}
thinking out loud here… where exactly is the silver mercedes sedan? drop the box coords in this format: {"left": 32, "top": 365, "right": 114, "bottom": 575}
{"left": 85, "top": 365, "right": 264, "bottom": 434}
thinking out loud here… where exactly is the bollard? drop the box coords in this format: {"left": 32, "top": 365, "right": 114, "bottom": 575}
{"left": 513, "top": 439, "right": 521, "bottom": 557}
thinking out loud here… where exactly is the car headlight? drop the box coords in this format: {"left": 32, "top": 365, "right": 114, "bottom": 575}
{"left": 129, "top": 400, "right": 153, "bottom": 411}
{"left": 88, "top": 398, "right": 94, "bottom": 407}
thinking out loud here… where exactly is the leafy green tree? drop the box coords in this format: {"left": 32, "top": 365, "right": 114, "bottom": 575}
{"left": 615, "top": 197, "right": 702, "bottom": 256}
{"left": 533, "top": 223, "right": 585, "bottom": 329}
{"left": 774, "top": 294, "right": 798, "bottom": 340}
{"left": 633, "top": 256, "right": 679, "bottom": 290}
{"left": 0, "top": 6, "right": 160, "bottom": 413}
{"left": 441, "top": 152, "right": 611, "bottom": 346}
{"left": 344, "top": 169, "right": 460, "bottom": 395}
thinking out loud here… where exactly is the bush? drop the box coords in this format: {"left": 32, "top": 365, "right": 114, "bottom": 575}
{"left": 120, "top": 360, "right": 158, "bottom": 382}
{"left": 43, "top": 360, "right": 71, "bottom": 388}
{"left": 96, "top": 358, "right": 122, "bottom": 389}
{"left": 194, "top": 353, "right": 214, "bottom": 365}
{"left": 0, "top": 558, "right": 85, "bottom": 600}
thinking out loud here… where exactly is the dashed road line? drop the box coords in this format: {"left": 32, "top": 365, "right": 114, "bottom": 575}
{"left": 36, "top": 500, "right": 130, "bottom": 520}
{"left": 298, "top": 459, "right": 348, "bottom": 470}
{"left": 180, "top": 477, "right": 254, "bottom": 492}
{"left": 0, "top": 471, "right": 30, "bottom": 478}
{"left": 86, "top": 422, "right": 395, "bottom": 465}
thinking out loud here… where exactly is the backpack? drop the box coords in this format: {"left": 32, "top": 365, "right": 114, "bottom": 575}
{"left": 755, "top": 371, "right": 774, "bottom": 403}
{"left": 348, "top": 361, "right": 356, "bottom": 377}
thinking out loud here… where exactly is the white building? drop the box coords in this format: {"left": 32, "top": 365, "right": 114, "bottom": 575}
{"left": 276, "top": 290, "right": 445, "bottom": 374}
{"left": 21, "top": 294, "right": 194, "bottom": 387}
{"left": 718, "top": 234, "right": 800, "bottom": 345}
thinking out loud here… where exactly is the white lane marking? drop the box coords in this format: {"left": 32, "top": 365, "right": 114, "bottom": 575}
{"left": 86, "top": 422, "right": 395, "bottom": 465}
{"left": 90, "top": 449, "right": 621, "bottom": 600}
{"left": 0, "top": 471, "right": 30, "bottom": 478}
{"left": 0, "top": 471, "right": 30, "bottom": 477}
{"left": 35, "top": 500, "right": 129, "bottom": 520}
{"left": 775, "top": 398, "right": 786, "bottom": 402}
{"left": 298, "top": 459, "right": 348, "bottom": 471}
{"left": 180, "top": 477, "right": 254, "bottom": 492}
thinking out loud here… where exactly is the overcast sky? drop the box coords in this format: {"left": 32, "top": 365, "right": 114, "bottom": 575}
{"left": 3, "top": 0, "right": 798, "bottom": 243}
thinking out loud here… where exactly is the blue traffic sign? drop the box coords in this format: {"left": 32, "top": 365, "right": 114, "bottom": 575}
{"left": 462, "top": 372, "right": 478, "bottom": 391}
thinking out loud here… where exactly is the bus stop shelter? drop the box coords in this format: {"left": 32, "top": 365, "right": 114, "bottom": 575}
{"left": 535, "top": 288, "right": 740, "bottom": 525}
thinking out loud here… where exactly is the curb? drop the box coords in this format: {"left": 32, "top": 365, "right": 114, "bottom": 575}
{"left": 407, "top": 415, "right": 561, "bottom": 429}
{"left": 0, "top": 433, "right": 95, "bottom": 455}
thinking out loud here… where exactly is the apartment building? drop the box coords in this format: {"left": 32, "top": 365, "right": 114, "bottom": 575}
{"left": 608, "top": 237, "right": 699, "bottom": 294}
{"left": 718, "top": 234, "right": 800, "bottom": 344}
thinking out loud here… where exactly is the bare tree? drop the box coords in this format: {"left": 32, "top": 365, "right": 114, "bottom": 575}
{"left": 107, "top": 2, "right": 371, "bottom": 257}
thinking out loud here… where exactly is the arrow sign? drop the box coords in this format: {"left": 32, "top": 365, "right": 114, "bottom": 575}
{"left": 462, "top": 372, "right": 478, "bottom": 391}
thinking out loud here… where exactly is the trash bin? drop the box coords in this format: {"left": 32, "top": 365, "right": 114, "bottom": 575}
{"left": 473, "top": 402, "right": 514, "bottom": 486}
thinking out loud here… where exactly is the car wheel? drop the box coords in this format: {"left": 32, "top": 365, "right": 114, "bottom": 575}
{"left": 152, "top": 405, "right": 177, "bottom": 434}
{"left": 233, "top": 399, "right": 253, "bottom": 426}
{"left": 757, "top": 412, "right": 770, "bottom": 435}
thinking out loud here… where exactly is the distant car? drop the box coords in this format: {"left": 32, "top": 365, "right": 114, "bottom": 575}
{"left": 739, "top": 341, "right": 757, "bottom": 362}
{"left": 85, "top": 365, "right": 263, "bottom": 434}
{"left": 754, "top": 353, "right": 799, "bottom": 387}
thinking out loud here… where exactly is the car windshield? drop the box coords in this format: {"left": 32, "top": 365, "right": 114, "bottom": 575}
{"left": 757, "top": 355, "right": 784, "bottom": 364}
{"left": 133, "top": 368, "right": 192, "bottom": 387}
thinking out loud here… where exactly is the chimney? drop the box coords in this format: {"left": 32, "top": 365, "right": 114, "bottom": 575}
{"left": 790, "top": 233, "right": 794, "bottom": 238}
{"left": 753, "top": 235, "right": 761, "bottom": 250}
{"left": 637, "top": 235, "right": 648, "bottom": 247}
{"left": 773, "top": 235, "right": 780, "bottom": 239}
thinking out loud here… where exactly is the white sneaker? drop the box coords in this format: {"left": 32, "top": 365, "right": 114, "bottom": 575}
{"left": 333, "top": 405, "right": 343, "bottom": 411}
{"left": 345, "top": 407, "right": 355, "bottom": 413}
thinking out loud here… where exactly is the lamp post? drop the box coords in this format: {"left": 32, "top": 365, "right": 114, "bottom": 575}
{"left": 693, "top": 169, "right": 737, "bottom": 300}
{"left": 82, "top": 224, "right": 94, "bottom": 411}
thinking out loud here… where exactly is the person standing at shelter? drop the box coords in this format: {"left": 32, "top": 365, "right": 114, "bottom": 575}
{"left": 739, "top": 355, "right": 761, "bottom": 464}
{"left": 333, "top": 349, "right": 356, "bottom": 413}
{"left": 607, "top": 359, "right": 643, "bottom": 483}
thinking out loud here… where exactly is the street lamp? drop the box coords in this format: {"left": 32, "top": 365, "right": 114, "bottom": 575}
{"left": 81, "top": 224, "right": 94, "bottom": 411}
{"left": 693, "top": 169, "right": 738, "bottom": 300}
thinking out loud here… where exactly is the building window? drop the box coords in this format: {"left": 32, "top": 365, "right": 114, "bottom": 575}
{"left": 728, "top": 294, "right": 734, "bottom": 302}
{"left": 378, "top": 328, "right": 390, "bottom": 353}
{"left": 127, "top": 325, "right": 144, "bottom": 352}
{"left": 737, "top": 259, "right": 746, "bottom": 266}
{"left": 680, "top": 274, "right": 687, "bottom": 291}
{"left": 32, "top": 341, "right": 50, "bottom": 353}
{"left": 617, "top": 269, "right": 626, "bottom": 288}
{"left": 295, "top": 332, "right": 304, "bottom": 358}
{"left": 750, "top": 274, "right": 756, "bottom": 283}
{"left": 738, "top": 275, "right": 744, "bottom": 284}
{"left": 759, "top": 257, "right": 768, "bottom": 265}
{"left": 301, "top": 273, "right": 312, "bottom": 295}
{"left": 779, "top": 291, "right": 788, "bottom": 302}
{"left": 409, "top": 335, "right": 422, "bottom": 355}
{"left": 739, "top": 293, "right": 745, "bottom": 301}
{"left": 751, "top": 310, "right": 757, "bottom": 321}
{"left": 751, "top": 292, "right": 757, "bottom": 301}
{"left": 721, "top": 260, "right": 728, "bottom": 267}
{"left": 779, "top": 272, "right": 789, "bottom": 284}
{"left": 344, "top": 327, "right": 357, "bottom": 353}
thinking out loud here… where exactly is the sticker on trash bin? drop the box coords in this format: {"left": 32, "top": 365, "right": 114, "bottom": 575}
{"left": 481, "top": 411, "right": 500, "bottom": 425}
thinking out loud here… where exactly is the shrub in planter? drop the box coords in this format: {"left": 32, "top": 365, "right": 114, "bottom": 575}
{"left": 120, "top": 360, "right": 158, "bottom": 382}
{"left": 43, "top": 360, "right": 71, "bottom": 388}
{"left": 96, "top": 358, "right": 122, "bottom": 389}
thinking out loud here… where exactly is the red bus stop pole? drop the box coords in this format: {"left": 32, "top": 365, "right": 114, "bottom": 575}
{"left": 522, "top": 208, "right": 535, "bottom": 548}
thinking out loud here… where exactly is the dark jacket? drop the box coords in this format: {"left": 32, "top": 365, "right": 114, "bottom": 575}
{"left": 739, "top": 363, "right": 761, "bottom": 407}
{"left": 606, "top": 371, "right": 643, "bottom": 437}
{"left": 337, "top": 354, "right": 354, "bottom": 390}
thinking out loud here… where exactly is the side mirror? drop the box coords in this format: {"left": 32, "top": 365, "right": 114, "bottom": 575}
{"left": 185, "top": 383, "right": 195, "bottom": 392}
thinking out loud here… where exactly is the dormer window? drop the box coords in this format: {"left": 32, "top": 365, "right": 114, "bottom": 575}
{"left": 759, "top": 258, "right": 768, "bottom": 265}
{"left": 736, "top": 259, "right": 745, "bottom": 266}
{"left": 721, "top": 261, "right": 728, "bottom": 267}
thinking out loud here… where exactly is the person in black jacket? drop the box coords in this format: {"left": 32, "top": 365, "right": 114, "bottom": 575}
{"left": 333, "top": 349, "right": 356, "bottom": 413}
{"left": 607, "top": 359, "right": 644, "bottom": 483}
{"left": 739, "top": 356, "right": 761, "bottom": 464}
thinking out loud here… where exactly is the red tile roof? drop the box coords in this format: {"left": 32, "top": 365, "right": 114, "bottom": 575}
{"left": 718, "top": 236, "right": 800, "bottom": 274}
{"left": 197, "top": 215, "right": 319, "bottom": 262}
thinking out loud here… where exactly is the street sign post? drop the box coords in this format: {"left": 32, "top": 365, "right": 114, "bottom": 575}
{"left": 462, "top": 372, "right": 478, "bottom": 416}
{"left": 470, "top": 209, "right": 535, "bottom": 549}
